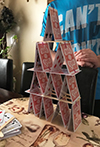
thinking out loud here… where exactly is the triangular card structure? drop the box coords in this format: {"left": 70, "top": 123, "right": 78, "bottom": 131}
{"left": 29, "top": 71, "right": 55, "bottom": 120}
{"left": 27, "top": 6, "right": 82, "bottom": 132}
{"left": 44, "top": 7, "right": 62, "bottom": 41}
{"left": 50, "top": 42, "right": 80, "bottom": 76}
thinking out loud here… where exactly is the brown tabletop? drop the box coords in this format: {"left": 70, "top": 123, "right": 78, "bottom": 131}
{"left": 0, "top": 98, "right": 100, "bottom": 147}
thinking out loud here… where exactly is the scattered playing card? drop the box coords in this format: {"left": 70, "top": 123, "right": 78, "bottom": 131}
{"left": 0, "top": 112, "right": 14, "bottom": 127}
{"left": 0, "top": 110, "right": 5, "bottom": 123}
{"left": 0, "top": 112, "right": 22, "bottom": 139}
{"left": 0, "top": 129, "right": 21, "bottom": 140}
{"left": 2, "top": 118, "right": 22, "bottom": 135}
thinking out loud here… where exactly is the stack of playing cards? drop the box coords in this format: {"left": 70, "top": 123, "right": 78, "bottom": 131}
{"left": 0, "top": 110, "right": 22, "bottom": 140}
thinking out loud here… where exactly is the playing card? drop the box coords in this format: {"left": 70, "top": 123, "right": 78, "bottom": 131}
{"left": 66, "top": 76, "right": 80, "bottom": 102}
{"left": 51, "top": 74, "right": 62, "bottom": 98}
{"left": 59, "top": 101, "right": 70, "bottom": 128}
{"left": 0, "top": 112, "right": 14, "bottom": 127}
{"left": 0, "top": 110, "right": 5, "bottom": 123}
{"left": 49, "top": 7, "right": 62, "bottom": 41}
{"left": 4, "top": 128, "right": 21, "bottom": 136}
{"left": 58, "top": 79, "right": 70, "bottom": 127}
{"left": 2, "top": 118, "right": 22, "bottom": 135}
{"left": 60, "top": 42, "right": 79, "bottom": 74}
{"left": 72, "top": 99, "right": 82, "bottom": 132}
{"left": 34, "top": 43, "right": 42, "bottom": 71}
{"left": 31, "top": 94, "right": 42, "bottom": 117}
{"left": 51, "top": 45, "right": 64, "bottom": 73}
{"left": 36, "top": 71, "right": 48, "bottom": 94}
{"left": 42, "top": 96, "right": 54, "bottom": 120}
{"left": 30, "top": 72, "right": 41, "bottom": 95}
{"left": 28, "top": 96, "right": 34, "bottom": 112}
{"left": 0, "top": 129, "right": 21, "bottom": 140}
{"left": 44, "top": 75, "right": 54, "bottom": 96}
{"left": 37, "top": 42, "right": 53, "bottom": 71}
{"left": 43, "top": 9, "right": 53, "bottom": 41}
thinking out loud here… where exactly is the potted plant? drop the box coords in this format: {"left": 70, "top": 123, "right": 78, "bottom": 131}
{"left": 0, "top": 3, "right": 17, "bottom": 91}
{"left": 0, "top": 5, "right": 17, "bottom": 58}
{"left": 0, "top": 35, "right": 18, "bottom": 58}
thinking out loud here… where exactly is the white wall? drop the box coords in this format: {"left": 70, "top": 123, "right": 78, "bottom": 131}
{"left": 5, "top": 0, "right": 47, "bottom": 92}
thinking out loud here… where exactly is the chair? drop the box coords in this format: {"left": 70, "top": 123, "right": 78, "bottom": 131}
{"left": 62, "top": 65, "right": 98, "bottom": 115}
{"left": 76, "top": 66, "right": 98, "bottom": 115}
{"left": 0, "top": 59, "right": 13, "bottom": 91}
{"left": 20, "top": 62, "right": 34, "bottom": 97}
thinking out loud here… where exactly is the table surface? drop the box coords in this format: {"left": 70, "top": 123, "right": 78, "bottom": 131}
{"left": 0, "top": 98, "right": 100, "bottom": 147}
{"left": 0, "top": 88, "right": 23, "bottom": 103}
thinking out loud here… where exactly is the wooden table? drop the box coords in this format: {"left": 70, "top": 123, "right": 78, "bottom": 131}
{"left": 0, "top": 88, "right": 23, "bottom": 103}
{"left": 0, "top": 98, "right": 100, "bottom": 147}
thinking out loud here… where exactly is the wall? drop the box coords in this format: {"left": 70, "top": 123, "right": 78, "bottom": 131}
{"left": 5, "top": 0, "right": 47, "bottom": 93}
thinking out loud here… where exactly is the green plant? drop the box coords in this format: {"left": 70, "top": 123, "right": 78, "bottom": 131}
{"left": 0, "top": 35, "right": 18, "bottom": 58}
{"left": 0, "top": 5, "right": 17, "bottom": 58}
{"left": 0, "top": 6, "right": 16, "bottom": 34}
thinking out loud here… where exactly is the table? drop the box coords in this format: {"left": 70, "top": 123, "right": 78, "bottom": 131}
{"left": 0, "top": 88, "right": 23, "bottom": 103}
{"left": 0, "top": 98, "right": 100, "bottom": 147}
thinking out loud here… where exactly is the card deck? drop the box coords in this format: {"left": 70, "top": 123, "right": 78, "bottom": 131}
{"left": 0, "top": 129, "right": 21, "bottom": 140}
{"left": 2, "top": 118, "right": 22, "bottom": 135}
{"left": 0, "top": 112, "right": 22, "bottom": 139}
